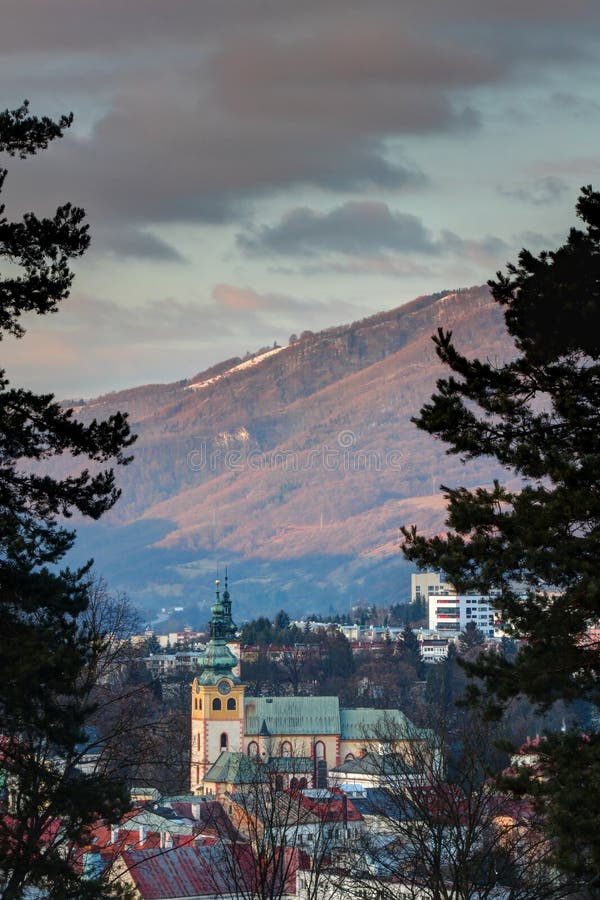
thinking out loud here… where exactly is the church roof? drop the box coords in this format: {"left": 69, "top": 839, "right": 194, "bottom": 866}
{"left": 331, "top": 752, "right": 421, "bottom": 777}
{"left": 203, "top": 752, "right": 266, "bottom": 786}
{"left": 244, "top": 697, "right": 340, "bottom": 736}
{"left": 339, "top": 708, "right": 421, "bottom": 740}
{"left": 267, "top": 756, "right": 313, "bottom": 774}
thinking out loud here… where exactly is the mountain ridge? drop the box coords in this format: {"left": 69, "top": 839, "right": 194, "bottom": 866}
{"left": 66, "top": 285, "right": 512, "bottom": 619}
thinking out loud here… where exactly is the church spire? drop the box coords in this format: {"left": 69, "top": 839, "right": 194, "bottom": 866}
{"left": 197, "top": 577, "right": 239, "bottom": 684}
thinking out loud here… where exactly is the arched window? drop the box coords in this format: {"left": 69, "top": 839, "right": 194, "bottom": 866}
{"left": 247, "top": 741, "right": 259, "bottom": 757}
{"left": 212, "top": 698, "right": 222, "bottom": 711}
{"left": 315, "top": 741, "right": 326, "bottom": 760}
{"left": 344, "top": 752, "right": 355, "bottom": 762}
{"left": 220, "top": 732, "right": 228, "bottom": 752}
{"left": 198, "top": 697, "right": 202, "bottom": 711}
{"left": 281, "top": 741, "right": 293, "bottom": 757}
{"left": 197, "top": 733, "right": 201, "bottom": 751}
{"left": 227, "top": 698, "right": 237, "bottom": 711}
{"left": 194, "top": 697, "right": 198, "bottom": 710}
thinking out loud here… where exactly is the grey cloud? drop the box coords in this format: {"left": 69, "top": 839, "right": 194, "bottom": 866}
{"left": 1, "top": 1, "right": 598, "bottom": 239}
{"left": 2, "top": 85, "right": 428, "bottom": 233}
{"left": 550, "top": 92, "right": 600, "bottom": 118}
{"left": 440, "top": 231, "right": 510, "bottom": 264}
{"left": 0, "top": 10, "right": 518, "bottom": 234}
{"left": 498, "top": 176, "right": 569, "bottom": 206}
{"left": 2, "top": 1, "right": 598, "bottom": 55}
{"left": 93, "top": 226, "right": 187, "bottom": 262}
{"left": 237, "top": 201, "right": 438, "bottom": 258}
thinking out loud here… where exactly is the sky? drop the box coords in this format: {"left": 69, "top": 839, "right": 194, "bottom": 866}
{"left": 2, "top": 0, "right": 600, "bottom": 399}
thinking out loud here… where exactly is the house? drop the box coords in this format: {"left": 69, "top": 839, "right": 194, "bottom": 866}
{"left": 116, "top": 841, "right": 273, "bottom": 900}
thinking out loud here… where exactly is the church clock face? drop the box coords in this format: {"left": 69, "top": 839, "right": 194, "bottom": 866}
{"left": 217, "top": 680, "right": 232, "bottom": 696}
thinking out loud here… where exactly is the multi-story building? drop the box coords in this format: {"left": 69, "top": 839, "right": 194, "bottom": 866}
{"left": 429, "top": 592, "right": 497, "bottom": 636}
{"left": 410, "top": 571, "right": 455, "bottom": 605}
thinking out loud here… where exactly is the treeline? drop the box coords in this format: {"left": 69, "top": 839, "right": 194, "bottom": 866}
{"left": 239, "top": 600, "right": 426, "bottom": 642}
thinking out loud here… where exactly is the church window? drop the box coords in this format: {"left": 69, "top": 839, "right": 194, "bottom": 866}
{"left": 220, "top": 732, "right": 228, "bottom": 751}
{"left": 247, "top": 741, "right": 259, "bottom": 757}
{"left": 194, "top": 698, "right": 197, "bottom": 710}
{"left": 197, "top": 733, "right": 201, "bottom": 751}
{"left": 345, "top": 752, "right": 355, "bottom": 761}
{"left": 198, "top": 698, "right": 202, "bottom": 710}
{"left": 227, "top": 698, "right": 237, "bottom": 710}
{"left": 315, "top": 741, "right": 326, "bottom": 760}
{"left": 212, "top": 698, "right": 222, "bottom": 711}
{"left": 281, "top": 741, "right": 293, "bottom": 757}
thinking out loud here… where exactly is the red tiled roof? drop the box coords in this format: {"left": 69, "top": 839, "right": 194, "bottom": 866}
{"left": 121, "top": 843, "right": 257, "bottom": 899}
{"left": 295, "top": 790, "right": 363, "bottom": 823}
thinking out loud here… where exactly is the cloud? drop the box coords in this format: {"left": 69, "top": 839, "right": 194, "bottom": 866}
{"left": 212, "top": 285, "right": 266, "bottom": 312}
{"left": 1, "top": 1, "right": 598, "bottom": 243}
{"left": 0, "top": 6, "right": 539, "bottom": 237}
{"left": 497, "top": 175, "right": 569, "bottom": 206}
{"left": 93, "top": 226, "right": 187, "bottom": 262}
{"left": 238, "top": 201, "right": 438, "bottom": 258}
{"left": 298, "top": 257, "right": 435, "bottom": 278}
{"left": 550, "top": 92, "right": 600, "bottom": 118}
{"left": 211, "top": 283, "right": 362, "bottom": 322}
{"left": 2, "top": 1, "right": 598, "bottom": 56}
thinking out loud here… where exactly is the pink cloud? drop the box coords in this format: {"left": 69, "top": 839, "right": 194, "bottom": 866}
{"left": 212, "top": 284, "right": 266, "bottom": 311}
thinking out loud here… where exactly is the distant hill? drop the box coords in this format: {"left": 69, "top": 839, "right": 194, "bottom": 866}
{"left": 65, "top": 286, "right": 513, "bottom": 622}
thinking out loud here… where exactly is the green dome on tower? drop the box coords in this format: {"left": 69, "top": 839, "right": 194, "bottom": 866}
{"left": 197, "top": 577, "right": 239, "bottom": 685}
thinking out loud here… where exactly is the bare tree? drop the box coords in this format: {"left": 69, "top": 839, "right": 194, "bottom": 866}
{"left": 328, "top": 711, "right": 572, "bottom": 900}
{"left": 74, "top": 577, "right": 190, "bottom": 794}
{"left": 201, "top": 753, "right": 357, "bottom": 900}
{"left": 0, "top": 577, "right": 142, "bottom": 899}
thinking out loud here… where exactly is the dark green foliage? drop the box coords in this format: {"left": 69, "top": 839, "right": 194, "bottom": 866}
{"left": 531, "top": 732, "right": 600, "bottom": 885}
{"left": 458, "top": 621, "right": 486, "bottom": 661}
{"left": 0, "top": 103, "right": 135, "bottom": 897}
{"left": 402, "top": 187, "right": 600, "bottom": 885}
{"left": 272, "top": 609, "right": 290, "bottom": 631}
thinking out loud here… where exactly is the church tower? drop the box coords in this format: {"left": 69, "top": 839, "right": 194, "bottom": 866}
{"left": 190, "top": 577, "right": 245, "bottom": 793}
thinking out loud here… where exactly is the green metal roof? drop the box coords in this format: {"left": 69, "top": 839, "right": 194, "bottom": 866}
{"left": 340, "top": 707, "right": 429, "bottom": 740}
{"left": 267, "top": 756, "right": 313, "bottom": 774}
{"left": 203, "top": 752, "right": 266, "bottom": 785}
{"left": 244, "top": 696, "right": 341, "bottom": 736}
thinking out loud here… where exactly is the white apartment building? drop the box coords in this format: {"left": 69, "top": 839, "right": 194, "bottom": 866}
{"left": 429, "top": 592, "right": 497, "bottom": 636}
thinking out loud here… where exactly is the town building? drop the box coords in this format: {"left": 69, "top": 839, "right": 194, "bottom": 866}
{"left": 428, "top": 591, "right": 498, "bottom": 637}
{"left": 410, "top": 571, "right": 454, "bottom": 605}
{"left": 416, "top": 629, "right": 452, "bottom": 663}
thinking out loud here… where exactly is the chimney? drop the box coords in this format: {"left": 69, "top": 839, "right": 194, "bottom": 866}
{"left": 191, "top": 803, "right": 201, "bottom": 820}
{"left": 110, "top": 825, "right": 119, "bottom": 844}
{"left": 139, "top": 824, "right": 147, "bottom": 845}
{"left": 160, "top": 831, "right": 173, "bottom": 850}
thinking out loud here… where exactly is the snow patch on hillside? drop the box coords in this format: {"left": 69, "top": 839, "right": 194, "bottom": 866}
{"left": 186, "top": 345, "right": 286, "bottom": 391}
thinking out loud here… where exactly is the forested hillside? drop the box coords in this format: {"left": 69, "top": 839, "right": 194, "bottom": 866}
{"left": 65, "top": 286, "right": 513, "bottom": 619}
